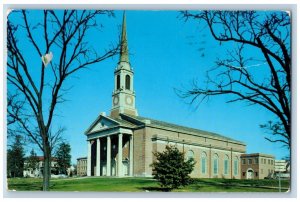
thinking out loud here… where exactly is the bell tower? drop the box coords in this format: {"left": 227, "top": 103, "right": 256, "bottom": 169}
{"left": 110, "top": 12, "right": 138, "bottom": 118}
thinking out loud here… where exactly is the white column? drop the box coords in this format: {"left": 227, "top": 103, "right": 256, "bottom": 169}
{"left": 96, "top": 138, "right": 101, "bottom": 176}
{"left": 106, "top": 136, "right": 111, "bottom": 176}
{"left": 129, "top": 135, "right": 134, "bottom": 176}
{"left": 87, "top": 140, "right": 91, "bottom": 176}
{"left": 118, "top": 133, "right": 123, "bottom": 177}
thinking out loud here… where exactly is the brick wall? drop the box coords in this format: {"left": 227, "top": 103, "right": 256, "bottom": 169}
{"left": 133, "top": 128, "right": 146, "bottom": 176}
{"left": 133, "top": 126, "right": 245, "bottom": 179}
{"left": 241, "top": 154, "right": 275, "bottom": 179}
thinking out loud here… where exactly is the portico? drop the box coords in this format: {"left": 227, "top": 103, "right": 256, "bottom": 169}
{"left": 87, "top": 127, "right": 134, "bottom": 177}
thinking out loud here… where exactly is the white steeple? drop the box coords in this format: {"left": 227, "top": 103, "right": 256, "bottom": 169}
{"left": 110, "top": 11, "right": 138, "bottom": 118}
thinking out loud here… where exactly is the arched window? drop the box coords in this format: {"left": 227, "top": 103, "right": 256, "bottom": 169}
{"left": 187, "top": 150, "right": 194, "bottom": 161}
{"left": 213, "top": 154, "right": 219, "bottom": 175}
{"left": 125, "top": 75, "right": 130, "bottom": 90}
{"left": 201, "top": 152, "right": 207, "bottom": 174}
{"left": 116, "top": 75, "right": 120, "bottom": 90}
{"left": 234, "top": 157, "right": 239, "bottom": 176}
{"left": 224, "top": 155, "right": 229, "bottom": 175}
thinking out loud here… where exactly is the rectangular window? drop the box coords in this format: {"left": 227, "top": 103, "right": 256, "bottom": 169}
{"left": 234, "top": 160, "right": 238, "bottom": 176}
{"left": 214, "top": 159, "right": 218, "bottom": 175}
{"left": 201, "top": 158, "right": 206, "bottom": 174}
{"left": 224, "top": 160, "right": 228, "bottom": 175}
{"left": 255, "top": 158, "right": 259, "bottom": 164}
{"left": 271, "top": 160, "right": 273, "bottom": 165}
{"left": 264, "top": 159, "right": 266, "bottom": 164}
{"left": 242, "top": 172, "right": 246, "bottom": 176}
{"left": 261, "top": 158, "right": 263, "bottom": 164}
{"left": 268, "top": 159, "right": 270, "bottom": 164}
{"left": 242, "top": 159, "right": 246, "bottom": 164}
{"left": 248, "top": 159, "right": 252, "bottom": 164}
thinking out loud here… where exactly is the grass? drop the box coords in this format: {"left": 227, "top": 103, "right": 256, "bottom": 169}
{"left": 7, "top": 177, "right": 290, "bottom": 192}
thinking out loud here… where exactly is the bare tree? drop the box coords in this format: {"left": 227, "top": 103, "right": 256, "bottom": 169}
{"left": 179, "top": 11, "right": 291, "bottom": 153}
{"left": 7, "top": 10, "right": 119, "bottom": 190}
{"left": 8, "top": 93, "right": 64, "bottom": 156}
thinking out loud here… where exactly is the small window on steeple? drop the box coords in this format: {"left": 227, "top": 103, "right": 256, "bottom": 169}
{"left": 125, "top": 75, "right": 130, "bottom": 90}
{"left": 117, "top": 75, "right": 120, "bottom": 89}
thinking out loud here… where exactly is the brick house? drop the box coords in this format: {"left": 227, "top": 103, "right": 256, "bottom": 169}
{"left": 240, "top": 153, "right": 275, "bottom": 179}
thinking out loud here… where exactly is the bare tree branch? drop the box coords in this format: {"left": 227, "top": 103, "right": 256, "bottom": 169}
{"left": 179, "top": 11, "right": 291, "bottom": 152}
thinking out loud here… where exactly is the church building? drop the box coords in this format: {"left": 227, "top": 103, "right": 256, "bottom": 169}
{"left": 84, "top": 12, "right": 246, "bottom": 179}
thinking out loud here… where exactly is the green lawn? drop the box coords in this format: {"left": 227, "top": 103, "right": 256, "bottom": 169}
{"left": 7, "top": 177, "right": 290, "bottom": 192}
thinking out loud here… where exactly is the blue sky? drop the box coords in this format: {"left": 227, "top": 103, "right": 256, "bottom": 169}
{"left": 8, "top": 10, "right": 289, "bottom": 164}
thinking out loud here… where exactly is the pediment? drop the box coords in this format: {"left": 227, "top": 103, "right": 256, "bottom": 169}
{"left": 85, "top": 115, "right": 119, "bottom": 134}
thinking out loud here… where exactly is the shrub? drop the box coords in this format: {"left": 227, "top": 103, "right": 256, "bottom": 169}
{"left": 151, "top": 145, "right": 195, "bottom": 191}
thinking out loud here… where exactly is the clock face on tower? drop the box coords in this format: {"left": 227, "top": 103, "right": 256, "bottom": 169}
{"left": 125, "top": 95, "right": 133, "bottom": 105}
{"left": 113, "top": 96, "right": 119, "bottom": 105}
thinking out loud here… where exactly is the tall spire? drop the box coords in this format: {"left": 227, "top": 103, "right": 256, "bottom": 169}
{"left": 119, "top": 11, "right": 129, "bottom": 63}
{"left": 111, "top": 11, "right": 137, "bottom": 118}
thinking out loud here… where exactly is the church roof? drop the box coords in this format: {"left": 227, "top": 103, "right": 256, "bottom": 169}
{"left": 85, "top": 113, "right": 244, "bottom": 145}
{"left": 113, "top": 117, "right": 138, "bottom": 128}
{"left": 119, "top": 113, "right": 245, "bottom": 145}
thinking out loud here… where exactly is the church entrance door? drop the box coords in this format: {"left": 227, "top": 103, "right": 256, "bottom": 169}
{"left": 123, "top": 160, "right": 129, "bottom": 176}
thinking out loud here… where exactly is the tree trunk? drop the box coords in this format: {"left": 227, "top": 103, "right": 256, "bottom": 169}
{"left": 43, "top": 142, "right": 51, "bottom": 191}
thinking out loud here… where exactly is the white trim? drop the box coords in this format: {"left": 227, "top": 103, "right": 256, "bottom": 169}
{"left": 85, "top": 115, "right": 120, "bottom": 134}
{"left": 154, "top": 139, "right": 243, "bottom": 155}
{"left": 87, "top": 127, "right": 133, "bottom": 140}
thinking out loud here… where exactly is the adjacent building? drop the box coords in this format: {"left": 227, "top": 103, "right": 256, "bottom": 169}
{"left": 23, "top": 156, "right": 59, "bottom": 178}
{"left": 77, "top": 157, "right": 88, "bottom": 176}
{"left": 84, "top": 12, "right": 246, "bottom": 179}
{"left": 240, "top": 153, "right": 275, "bottom": 179}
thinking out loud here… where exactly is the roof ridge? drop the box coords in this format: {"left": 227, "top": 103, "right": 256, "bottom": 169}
{"left": 119, "top": 113, "right": 244, "bottom": 144}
